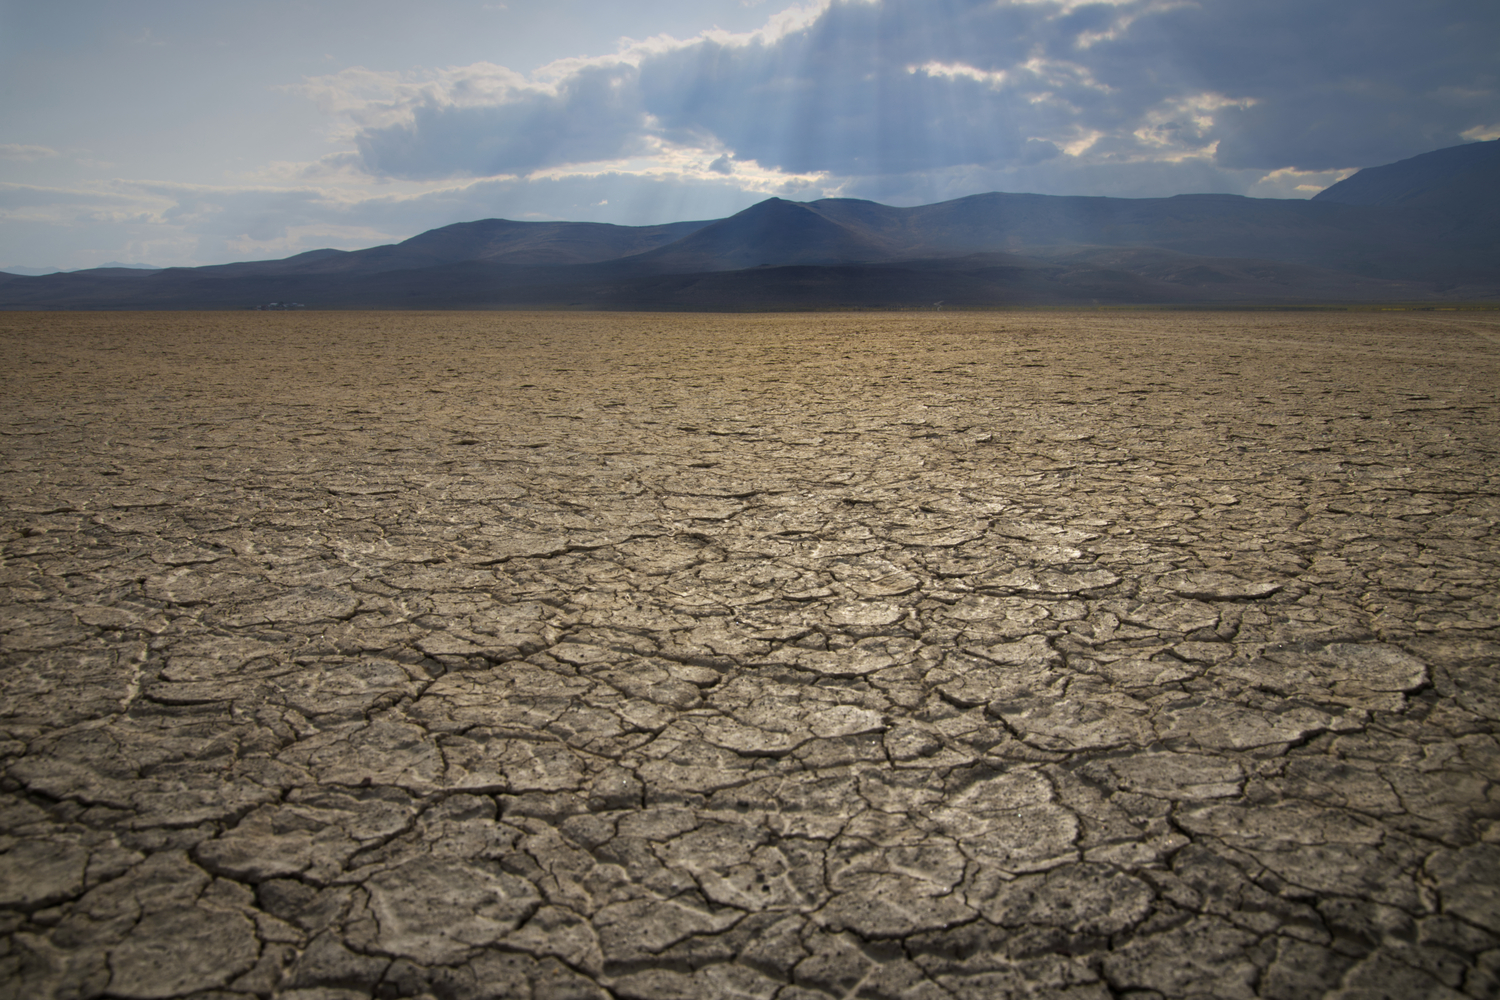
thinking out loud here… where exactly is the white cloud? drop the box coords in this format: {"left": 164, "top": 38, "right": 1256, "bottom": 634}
{"left": 1072, "top": 0, "right": 1196, "bottom": 49}
{"left": 1132, "top": 93, "right": 1256, "bottom": 159}
{"left": 1246, "top": 166, "right": 1358, "bottom": 199}
{"left": 910, "top": 61, "right": 1011, "bottom": 88}
{"left": 1003, "top": 0, "right": 1137, "bottom": 11}
{"left": 1058, "top": 129, "right": 1105, "bottom": 157}
{"left": 0, "top": 144, "right": 60, "bottom": 161}
{"left": 910, "top": 58, "right": 1109, "bottom": 95}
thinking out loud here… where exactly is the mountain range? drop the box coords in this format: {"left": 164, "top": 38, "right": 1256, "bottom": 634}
{"left": 3, "top": 140, "right": 1497, "bottom": 310}
{"left": 0, "top": 261, "right": 162, "bottom": 277}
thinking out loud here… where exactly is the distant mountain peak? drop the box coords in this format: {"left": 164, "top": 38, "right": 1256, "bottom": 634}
{"left": 0, "top": 265, "right": 64, "bottom": 276}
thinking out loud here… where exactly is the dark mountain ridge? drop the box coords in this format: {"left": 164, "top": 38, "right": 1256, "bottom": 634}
{"left": 180, "top": 217, "right": 714, "bottom": 280}
{"left": 3, "top": 139, "right": 1496, "bottom": 309}
{"left": 1313, "top": 139, "right": 1500, "bottom": 211}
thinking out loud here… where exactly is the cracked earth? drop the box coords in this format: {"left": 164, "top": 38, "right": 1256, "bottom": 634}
{"left": 1, "top": 309, "right": 1499, "bottom": 1000}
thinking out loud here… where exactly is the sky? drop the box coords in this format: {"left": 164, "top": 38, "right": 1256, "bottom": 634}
{"left": 2, "top": 0, "right": 1497, "bottom": 270}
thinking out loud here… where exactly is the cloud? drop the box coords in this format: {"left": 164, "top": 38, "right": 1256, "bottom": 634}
{"left": 1245, "top": 166, "right": 1358, "bottom": 200}
{"left": 0, "top": 180, "right": 162, "bottom": 218}
{"left": 1132, "top": 93, "right": 1256, "bottom": 161}
{"left": 1093, "top": 0, "right": 1500, "bottom": 170}
{"left": 298, "top": 2, "right": 859, "bottom": 181}
{"left": 308, "top": 0, "right": 1497, "bottom": 192}
{"left": 352, "top": 63, "right": 652, "bottom": 179}
{"left": 0, "top": 144, "right": 60, "bottom": 161}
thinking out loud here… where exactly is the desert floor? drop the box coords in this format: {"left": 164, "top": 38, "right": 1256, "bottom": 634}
{"left": 2, "top": 309, "right": 1498, "bottom": 999}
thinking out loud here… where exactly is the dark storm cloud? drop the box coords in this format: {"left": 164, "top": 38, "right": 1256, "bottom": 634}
{"left": 354, "top": 62, "right": 652, "bottom": 179}
{"left": 344, "top": 0, "right": 1498, "bottom": 184}
{"left": 1090, "top": 0, "right": 1500, "bottom": 170}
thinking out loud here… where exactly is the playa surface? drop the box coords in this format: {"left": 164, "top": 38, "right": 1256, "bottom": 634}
{"left": 2, "top": 309, "right": 1498, "bottom": 999}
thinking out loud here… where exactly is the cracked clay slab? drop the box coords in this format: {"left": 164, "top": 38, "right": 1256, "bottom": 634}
{"left": 2, "top": 309, "right": 1499, "bottom": 999}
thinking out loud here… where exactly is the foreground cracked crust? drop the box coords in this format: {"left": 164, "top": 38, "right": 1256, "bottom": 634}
{"left": 1, "top": 309, "right": 1498, "bottom": 1000}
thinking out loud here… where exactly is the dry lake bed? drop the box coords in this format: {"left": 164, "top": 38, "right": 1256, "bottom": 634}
{"left": 2, "top": 309, "right": 1498, "bottom": 1000}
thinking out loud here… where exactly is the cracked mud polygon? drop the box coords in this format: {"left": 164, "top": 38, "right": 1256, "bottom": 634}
{"left": 2, "top": 309, "right": 1498, "bottom": 1000}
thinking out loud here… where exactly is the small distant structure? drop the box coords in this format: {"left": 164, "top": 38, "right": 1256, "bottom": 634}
{"left": 251, "top": 301, "right": 306, "bottom": 310}
{"left": 933, "top": 300, "right": 944, "bottom": 312}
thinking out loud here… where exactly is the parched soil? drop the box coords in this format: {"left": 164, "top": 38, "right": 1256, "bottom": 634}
{"left": 2, "top": 309, "right": 1498, "bottom": 999}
